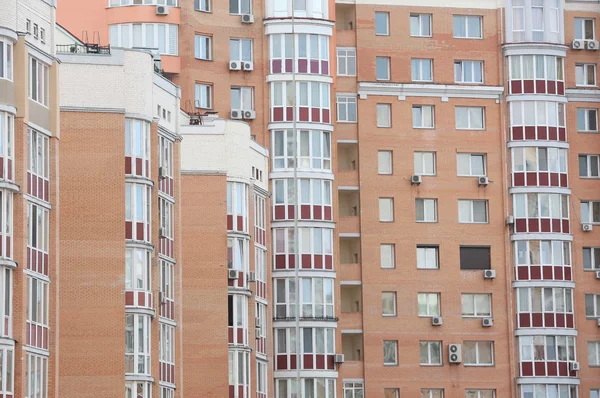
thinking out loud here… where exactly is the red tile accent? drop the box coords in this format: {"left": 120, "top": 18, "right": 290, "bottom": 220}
{"left": 525, "top": 126, "right": 536, "bottom": 140}
{"left": 288, "top": 254, "right": 295, "bottom": 269}
{"left": 314, "top": 254, "right": 323, "bottom": 269}
{"left": 273, "top": 107, "right": 283, "bottom": 122}
{"left": 228, "top": 328, "right": 233, "bottom": 344}
{"left": 510, "top": 80, "right": 522, "bottom": 94}
{"left": 310, "top": 60, "right": 319, "bottom": 74}
{"left": 302, "top": 254, "right": 311, "bottom": 269}
{"left": 534, "top": 361, "right": 546, "bottom": 376}
{"left": 325, "top": 255, "right": 333, "bottom": 269}
{"left": 301, "top": 205, "right": 310, "bottom": 220}
{"left": 564, "top": 267, "right": 572, "bottom": 281}
{"left": 286, "top": 107, "right": 294, "bottom": 121}
{"left": 544, "top": 313, "right": 554, "bottom": 327}
{"left": 136, "top": 222, "right": 144, "bottom": 240}
{"left": 537, "top": 126, "right": 547, "bottom": 140}
{"left": 554, "top": 266, "right": 563, "bottom": 280}
{"left": 542, "top": 265, "right": 553, "bottom": 279}
{"left": 314, "top": 205, "right": 322, "bottom": 220}
{"left": 135, "top": 158, "right": 143, "bottom": 176}
{"left": 556, "top": 313, "right": 565, "bottom": 328}
{"left": 519, "top": 313, "right": 530, "bottom": 327}
{"left": 303, "top": 354, "right": 313, "bottom": 369}
{"left": 125, "top": 291, "right": 134, "bottom": 306}
{"left": 526, "top": 172, "right": 537, "bottom": 186}
{"left": 316, "top": 354, "right": 325, "bottom": 369}
{"left": 275, "top": 255, "right": 286, "bottom": 269}
{"left": 274, "top": 206, "right": 285, "bottom": 220}
{"left": 538, "top": 172, "right": 549, "bottom": 186}
{"left": 299, "top": 107, "right": 309, "bottom": 122}
{"left": 237, "top": 216, "right": 244, "bottom": 231}
{"left": 549, "top": 173, "right": 559, "bottom": 186}
{"left": 513, "top": 172, "right": 525, "bottom": 186}
{"left": 285, "top": 59, "right": 293, "bottom": 72}
{"left": 512, "top": 126, "right": 524, "bottom": 140}
{"left": 517, "top": 266, "right": 528, "bottom": 280}
{"left": 515, "top": 218, "right": 527, "bottom": 232}
{"left": 528, "top": 218, "right": 539, "bottom": 232}
{"left": 558, "top": 361, "right": 568, "bottom": 376}
{"left": 125, "top": 157, "right": 132, "bottom": 174}
{"left": 540, "top": 218, "right": 551, "bottom": 233}
{"left": 560, "top": 174, "right": 567, "bottom": 187}
{"left": 272, "top": 60, "right": 282, "bottom": 73}
{"left": 535, "top": 80, "right": 546, "bottom": 94}
{"left": 562, "top": 219, "right": 569, "bottom": 233}
{"left": 532, "top": 313, "right": 543, "bottom": 327}
{"left": 558, "top": 127, "right": 566, "bottom": 141}
{"left": 551, "top": 219, "right": 561, "bottom": 233}
{"left": 298, "top": 59, "right": 308, "bottom": 73}
{"left": 557, "top": 81, "right": 564, "bottom": 95}
{"left": 530, "top": 266, "right": 541, "bottom": 280}
{"left": 323, "top": 109, "right": 330, "bottom": 123}
{"left": 566, "top": 313, "right": 574, "bottom": 328}
{"left": 521, "top": 362, "right": 533, "bottom": 376}
{"left": 321, "top": 61, "right": 328, "bottom": 75}
{"left": 547, "top": 361, "right": 557, "bottom": 376}
{"left": 548, "top": 127, "right": 558, "bottom": 140}
{"left": 311, "top": 108, "right": 320, "bottom": 122}
{"left": 523, "top": 80, "right": 534, "bottom": 93}
{"left": 324, "top": 206, "right": 332, "bottom": 220}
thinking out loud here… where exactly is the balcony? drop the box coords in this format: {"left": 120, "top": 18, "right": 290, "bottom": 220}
{"left": 342, "top": 333, "right": 363, "bottom": 362}
{"left": 335, "top": 4, "right": 355, "bottom": 31}
{"left": 339, "top": 190, "right": 360, "bottom": 234}
{"left": 340, "top": 237, "right": 360, "bottom": 264}
{"left": 338, "top": 143, "right": 358, "bottom": 187}
{"left": 341, "top": 285, "right": 361, "bottom": 313}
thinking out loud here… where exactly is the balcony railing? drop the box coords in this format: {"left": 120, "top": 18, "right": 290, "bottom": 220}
{"left": 56, "top": 43, "right": 110, "bottom": 55}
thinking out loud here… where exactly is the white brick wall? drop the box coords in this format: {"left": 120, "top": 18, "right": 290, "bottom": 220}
{"left": 0, "top": 0, "right": 18, "bottom": 33}
{"left": 123, "top": 50, "right": 154, "bottom": 117}
{"left": 19, "top": 0, "right": 55, "bottom": 55}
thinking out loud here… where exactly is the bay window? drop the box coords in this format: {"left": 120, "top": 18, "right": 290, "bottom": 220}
{"left": 125, "top": 119, "right": 151, "bottom": 178}
{"left": 125, "top": 248, "right": 151, "bottom": 291}
{"left": 0, "top": 347, "right": 13, "bottom": 396}
{"left": 26, "top": 353, "right": 47, "bottom": 398}
{"left": 228, "top": 350, "right": 250, "bottom": 397}
{"left": 512, "top": 147, "right": 568, "bottom": 174}
{"left": 270, "top": 33, "right": 329, "bottom": 74}
{"left": 513, "top": 193, "right": 569, "bottom": 219}
{"left": 519, "top": 385, "right": 578, "bottom": 398}
{"left": 276, "top": 378, "right": 335, "bottom": 398}
{"left": 274, "top": 227, "right": 333, "bottom": 270}
{"left": 514, "top": 240, "right": 571, "bottom": 280}
{"left": 0, "top": 40, "right": 13, "bottom": 80}
{"left": 126, "top": 382, "right": 152, "bottom": 398}
{"left": 109, "top": 23, "right": 178, "bottom": 55}
{"left": 509, "top": 0, "right": 562, "bottom": 43}
{"left": 0, "top": 191, "right": 12, "bottom": 260}
{"left": 160, "top": 322, "right": 175, "bottom": 366}
{"left": 27, "top": 203, "right": 49, "bottom": 275}
{"left": 271, "top": 81, "right": 330, "bottom": 123}
{"left": 0, "top": 268, "right": 11, "bottom": 337}
{"left": 519, "top": 335, "right": 576, "bottom": 366}
{"left": 271, "top": 0, "right": 327, "bottom": 19}
{"left": 125, "top": 183, "right": 152, "bottom": 242}
{"left": 517, "top": 287, "right": 574, "bottom": 328}
{"left": 272, "top": 129, "right": 331, "bottom": 171}
{"left": 28, "top": 129, "right": 49, "bottom": 200}
{"left": 227, "top": 182, "right": 248, "bottom": 232}
{"left": 228, "top": 294, "right": 248, "bottom": 345}
{"left": 275, "top": 277, "right": 334, "bottom": 319}
{"left": 509, "top": 55, "right": 565, "bottom": 95}
{"left": 110, "top": 0, "right": 177, "bottom": 5}
{"left": 159, "top": 135, "right": 174, "bottom": 188}
{"left": 273, "top": 179, "right": 332, "bottom": 209}
{"left": 0, "top": 112, "right": 14, "bottom": 182}
{"left": 125, "top": 314, "right": 151, "bottom": 375}
{"left": 27, "top": 277, "right": 48, "bottom": 328}
{"left": 257, "top": 360, "right": 267, "bottom": 396}
{"left": 160, "top": 259, "right": 175, "bottom": 319}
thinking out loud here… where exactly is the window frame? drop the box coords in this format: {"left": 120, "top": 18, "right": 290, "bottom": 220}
{"left": 383, "top": 340, "right": 398, "bottom": 366}
{"left": 125, "top": 313, "right": 151, "bottom": 375}
{"left": 581, "top": 200, "right": 600, "bottom": 224}
{"left": 455, "top": 106, "right": 485, "bottom": 130}
{"left": 458, "top": 199, "right": 489, "bottom": 224}
{"left": 194, "top": 0, "right": 211, "bottom": 12}
{"left": 575, "top": 63, "right": 596, "bottom": 87}
{"left": 375, "top": 11, "right": 390, "bottom": 35}
{"left": 417, "top": 246, "right": 439, "bottom": 270}
{"left": 577, "top": 108, "right": 598, "bottom": 133}
{"left": 379, "top": 197, "right": 394, "bottom": 222}
{"left": 125, "top": 247, "right": 152, "bottom": 291}
{"left": 336, "top": 95, "right": 357, "bottom": 123}
{"left": 453, "top": 15, "right": 483, "bottom": 39}
{"left": 460, "top": 246, "right": 491, "bottom": 270}
{"left": 382, "top": 291, "right": 397, "bottom": 317}
{"left": 195, "top": 82, "right": 213, "bottom": 109}
{"left": 579, "top": 154, "right": 600, "bottom": 178}
{"left": 230, "top": 38, "right": 253, "bottom": 62}
{"left": 380, "top": 244, "right": 395, "bottom": 269}
{"left": 418, "top": 292, "right": 441, "bottom": 317}
{"left": 336, "top": 47, "right": 356, "bottom": 76}
{"left": 583, "top": 246, "right": 600, "bottom": 271}
{"left": 461, "top": 293, "right": 492, "bottom": 318}
{"left": 454, "top": 60, "right": 484, "bottom": 84}
{"left": 343, "top": 382, "right": 364, "bottom": 398}
{"left": 376, "top": 56, "right": 391, "bottom": 81}
{"left": 457, "top": 153, "right": 486, "bottom": 177}
{"left": 419, "top": 340, "right": 443, "bottom": 366}
{"left": 416, "top": 198, "right": 438, "bottom": 223}
{"left": 230, "top": 86, "right": 255, "bottom": 111}
{"left": 0, "top": 41, "right": 13, "bottom": 81}
{"left": 411, "top": 58, "right": 433, "bottom": 82}
{"left": 377, "top": 103, "right": 391, "bottom": 128}
{"left": 410, "top": 13, "right": 432, "bottom": 37}
{"left": 414, "top": 151, "right": 436, "bottom": 176}
{"left": 422, "top": 389, "right": 444, "bottom": 398}
{"left": 574, "top": 17, "right": 595, "bottom": 40}
{"left": 29, "top": 57, "right": 49, "bottom": 106}
{"left": 26, "top": 353, "right": 47, "bottom": 398}
{"left": 412, "top": 105, "right": 435, "bottom": 129}
{"left": 466, "top": 390, "right": 496, "bottom": 398}
{"left": 159, "top": 322, "right": 175, "bottom": 366}
{"left": 109, "top": 23, "right": 178, "bottom": 55}
{"left": 194, "top": 34, "right": 212, "bottom": 60}
{"left": 589, "top": 341, "right": 600, "bottom": 367}
{"left": 463, "top": 341, "right": 494, "bottom": 366}
{"left": 229, "top": 0, "right": 252, "bottom": 15}
{"left": 271, "top": 129, "right": 331, "bottom": 172}
{"left": 585, "top": 293, "right": 600, "bottom": 318}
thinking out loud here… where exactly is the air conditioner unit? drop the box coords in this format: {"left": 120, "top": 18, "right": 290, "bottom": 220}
{"left": 159, "top": 227, "right": 166, "bottom": 238}
{"left": 583, "top": 223, "right": 593, "bottom": 232}
{"left": 231, "top": 110, "right": 243, "bottom": 120}
{"left": 569, "top": 362, "right": 580, "bottom": 371}
{"left": 247, "top": 271, "right": 256, "bottom": 282}
{"left": 229, "top": 61, "right": 241, "bottom": 71}
{"left": 572, "top": 40, "right": 585, "bottom": 49}
{"left": 448, "top": 344, "right": 462, "bottom": 364}
{"left": 255, "top": 326, "right": 261, "bottom": 337}
{"left": 482, "top": 318, "right": 493, "bottom": 327}
{"left": 506, "top": 215, "right": 514, "bottom": 225}
{"left": 228, "top": 269, "right": 239, "bottom": 280}
{"left": 156, "top": 5, "right": 169, "bottom": 15}
{"left": 243, "top": 110, "right": 256, "bottom": 120}
{"left": 484, "top": 270, "right": 496, "bottom": 279}
{"left": 597, "top": 318, "right": 600, "bottom": 327}
{"left": 243, "top": 62, "right": 254, "bottom": 71}
{"left": 596, "top": 271, "right": 600, "bottom": 279}
{"left": 478, "top": 176, "right": 489, "bottom": 186}
{"left": 334, "top": 354, "right": 345, "bottom": 364}
{"left": 159, "top": 292, "right": 167, "bottom": 305}
{"left": 431, "top": 316, "right": 443, "bottom": 326}
{"left": 158, "top": 166, "right": 167, "bottom": 179}
{"left": 411, "top": 175, "right": 422, "bottom": 185}
{"left": 586, "top": 40, "right": 599, "bottom": 50}
{"left": 241, "top": 14, "right": 254, "bottom": 24}
{"left": 255, "top": 317, "right": 260, "bottom": 325}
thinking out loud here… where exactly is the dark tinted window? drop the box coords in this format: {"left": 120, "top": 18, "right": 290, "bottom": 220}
{"left": 460, "top": 246, "right": 491, "bottom": 270}
{"left": 228, "top": 295, "right": 233, "bottom": 326}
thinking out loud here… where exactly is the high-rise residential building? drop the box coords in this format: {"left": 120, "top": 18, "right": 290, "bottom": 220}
{"left": 0, "top": 0, "right": 597, "bottom": 397}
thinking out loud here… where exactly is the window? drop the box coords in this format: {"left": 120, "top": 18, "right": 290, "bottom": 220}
{"left": 377, "top": 104, "right": 391, "bottom": 127}
{"left": 418, "top": 293, "right": 440, "bottom": 317}
{"left": 337, "top": 95, "right": 357, "bottom": 122}
{"left": 0, "top": 347, "right": 13, "bottom": 396}
{"left": 380, "top": 244, "right": 395, "bottom": 269}
{"left": 375, "top": 12, "right": 390, "bottom": 35}
{"left": 125, "top": 183, "right": 152, "bottom": 241}
{"left": 420, "top": 341, "right": 442, "bottom": 365}
{"left": 456, "top": 107, "right": 484, "bottom": 130}
{"left": 416, "top": 198, "right": 437, "bottom": 222}
{"left": 111, "top": 0, "right": 177, "bottom": 5}
{"left": 593, "top": 390, "right": 600, "bottom": 398}
{"left": 417, "top": 246, "right": 439, "bottom": 270}
{"left": 125, "top": 119, "right": 150, "bottom": 177}
{"left": 514, "top": 240, "right": 572, "bottom": 272}
{"left": 230, "top": 38, "right": 252, "bottom": 62}
{"left": 464, "top": 341, "right": 494, "bottom": 366}
{"left": 159, "top": 135, "right": 174, "bottom": 183}
{"left": 383, "top": 340, "right": 398, "bottom": 365}
{"left": 160, "top": 323, "right": 175, "bottom": 366}
{"left": 520, "top": 385, "right": 578, "bottom": 398}
{"left": 466, "top": 390, "right": 495, "bottom": 398}
{"left": 585, "top": 294, "right": 600, "bottom": 317}
{"left": 228, "top": 295, "right": 248, "bottom": 345}
{"left": 274, "top": 277, "right": 334, "bottom": 318}
{"left": 256, "top": 302, "right": 266, "bottom": 339}
{"left": 458, "top": 200, "right": 488, "bottom": 223}
{"left": 161, "top": 387, "right": 175, "bottom": 398}
{"left": 385, "top": 389, "right": 399, "bottom": 398}
{"left": 518, "top": 335, "right": 576, "bottom": 363}
{"left": 26, "top": 353, "right": 47, "bottom": 398}
{"left": 195, "top": 83, "right": 212, "bottom": 109}
{"left": 577, "top": 108, "right": 598, "bottom": 132}
{"left": 27, "top": 203, "right": 49, "bottom": 255}
{"left": 40, "top": 28, "right": 45, "bottom": 43}
{"left": 28, "top": 277, "right": 48, "bottom": 327}
{"left": 422, "top": 390, "right": 444, "bottom": 398}
{"left": 379, "top": 198, "right": 394, "bottom": 222}
{"left": 412, "top": 59, "right": 433, "bottom": 82}
{"left": 514, "top": 193, "right": 569, "bottom": 220}
{"left": 125, "top": 248, "right": 151, "bottom": 290}
{"left": 343, "top": 382, "right": 364, "bottom": 398}
{"left": 194, "top": 34, "right": 212, "bottom": 60}
{"left": 581, "top": 201, "right": 600, "bottom": 224}
{"left": 28, "top": 129, "right": 49, "bottom": 181}
{"left": 460, "top": 246, "right": 491, "bottom": 270}
{"left": 231, "top": 87, "right": 254, "bottom": 110}
{"left": 33, "top": 24, "right": 38, "bottom": 39}
{"left": 376, "top": 57, "right": 390, "bottom": 80}
{"left": 583, "top": 247, "right": 600, "bottom": 270}
{"left": 462, "top": 294, "right": 491, "bottom": 317}
{"left": 228, "top": 350, "right": 250, "bottom": 395}
{"left": 517, "top": 287, "right": 573, "bottom": 321}
{"left": 588, "top": 341, "right": 600, "bottom": 366}
{"left": 160, "top": 259, "right": 175, "bottom": 305}
{"left": 574, "top": 18, "right": 595, "bottom": 40}
{"left": 382, "top": 292, "right": 397, "bottom": 316}
{"left": 414, "top": 152, "right": 436, "bottom": 176}
{"left": 125, "top": 314, "right": 151, "bottom": 374}
{"left": 508, "top": 55, "right": 564, "bottom": 82}
{"left": 579, "top": 154, "right": 600, "bottom": 178}
{"left": 454, "top": 61, "right": 483, "bottom": 83}
{"left": 109, "top": 23, "right": 178, "bottom": 55}
{"left": 271, "top": 129, "right": 331, "bottom": 171}
{"left": 29, "top": 58, "right": 48, "bottom": 106}
{"left": 194, "top": 0, "right": 210, "bottom": 11}
{"left": 337, "top": 48, "right": 356, "bottom": 76}
{"left": 228, "top": 237, "right": 248, "bottom": 272}
{"left": 378, "top": 150, "right": 393, "bottom": 175}
{"left": 453, "top": 15, "right": 482, "bottom": 38}
{"left": 0, "top": 40, "right": 13, "bottom": 80}
{"left": 410, "top": 14, "right": 432, "bottom": 37}
{"left": 457, "top": 153, "right": 486, "bottom": 176}
{"left": 512, "top": 147, "right": 568, "bottom": 174}
{"left": 257, "top": 360, "right": 267, "bottom": 395}
{"left": 412, "top": 105, "right": 434, "bottom": 128}
{"left": 230, "top": 0, "right": 251, "bottom": 14}
{"left": 576, "top": 64, "right": 596, "bottom": 87}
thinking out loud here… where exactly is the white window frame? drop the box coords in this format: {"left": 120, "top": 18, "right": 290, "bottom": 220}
{"left": 418, "top": 293, "right": 440, "bottom": 317}
{"left": 27, "top": 203, "right": 49, "bottom": 254}
{"left": 343, "top": 382, "right": 364, "bottom": 398}
{"left": 160, "top": 259, "right": 175, "bottom": 305}
{"left": 336, "top": 47, "right": 356, "bottom": 76}
{"left": 230, "top": 38, "right": 253, "bottom": 62}
{"left": 195, "top": 83, "right": 212, "bottom": 109}
{"left": 159, "top": 197, "right": 174, "bottom": 240}
{"left": 512, "top": 147, "right": 568, "bottom": 174}
{"left": 160, "top": 386, "right": 175, "bottom": 398}
{"left": 194, "top": 0, "right": 210, "bottom": 12}
{"left": 159, "top": 322, "right": 175, "bottom": 366}
{"left": 412, "top": 105, "right": 435, "bottom": 128}
{"left": 466, "top": 390, "right": 495, "bottom": 398}
{"left": 383, "top": 340, "right": 398, "bottom": 365}
{"left": 125, "top": 119, "right": 151, "bottom": 176}
{"left": 194, "top": 34, "right": 212, "bottom": 60}
{"left": 337, "top": 95, "right": 357, "bottom": 122}
{"left": 461, "top": 294, "right": 492, "bottom": 317}
{"left": 29, "top": 58, "right": 48, "bottom": 106}
{"left": 376, "top": 56, "right": 390, "bottom": 81}
{"left": 419, "top": 341, "right": 442, "bottom": 366}
{"left": 125, "top": 313, "right": 151, "bottom": 375}
{"left": 377, "top": 104, "right": 391, "bottom": 128}
{"left": 127, "top": 382, "right": 151, "bottom": 398}
{"left": 0, "top": 41, "right": 13, "bottom": 81}
{"left": 0, "top": 346, "right": 13, "bottom": 396}
{"left": 589, "top": 341, "right": 600, "bottom": 367}
{"left": 125, "top": 183, "right": 152, "bottom": 241}
{"left": 229, "top": 0, "right": 252, "bottom": 15}
{"left": 410, "top": 14, "right": 432, "bottom": 37}
{"left": 417, "top": 246, "right": 439, "bottom": 270}
{"left": 257, "top": 360, "right": 268, "bottom": 395}
{"left": 411, "top": 58, "right": 433, "bottom": 82}
{"left": 464, "top": 341, "right": 494, "bottom": 366}
{"left": 422, "top": 389, "right": 444, "bottom": 398}
{"left": 457, "top": 153, "right": 486, "bottom": 177}
{"left": 274, "top": 277, "right": 335, "bottom": 319}
{"left": 583, "top": 247, "right": 600, "bottom": 271}
{"left": 453, "top": 15, "right": 483, "bottom": 39}
{"left": 518, "top": 335, "right": 577, "bottom": 362}
{"left": 380, "top": 244, "right": 395, "bottom": 269}
{"left": 458, "top": 200, "right": 489, "bottom": 224}
{"left": 585, "top": 293, "right": 600, "bottom": 318}
{"left": 577, "top": 108, "right": 598, "bottom": 132}
{"left": 0, "top": 113, "right": 14, "bottom": 182}
{"left": 109, "top": 23, "right": 178, "bottom": 55}
{"left": 378, "top": 150, "right": 393, "bottom": 175}
{"left": 456, "top": 107, "right": 485, "bottom": 130}
{"left": 271, "top": 129, "right": 331, "bottom": 171}
{"left": 382, "top": 291, "right": 397, "bottom": 316}
{"left": 379, "top": 197, "right": 394, "bottom": 222}
{"left": 416, "top": 198, "right": 437, "bottom": 222}
{"left": 579, "top": 154, "right": 600, "bottom": 178}
{"left": 110, "top": 0, "right": 178, "bottom": 6}
{"left": 125, "top": 248, "right": 151, "bottom": 291}
{"left": 576, "top": 63, "right": 596, "bottom": 87}
{"left": 27, "top": 276, "right": 49, "bottom": 328}
{"left": 375, "top": 12, "right": 390, "bottom": 35}
{"left": 581, "top": 201, "right": 600, "bottom": 224}
{"left": 26, "top": 353, "right": 47, "bottom": 398}
{"left": 231, "top": 86, "right": 254, "bottom": 111}
{"left": 513, "top": 193, "right": 569, "bottom": 220}
{"left": 454, "top": 60, "right": 484, "bottom": 84}
{"left": 414, "top": 151, "right": 436, "bottom": 176}
{"left": 159, "top": 135, "right": 174, "bottom": 182}
{"left": 574, "top": 18, "right": 595, "bottom": 40}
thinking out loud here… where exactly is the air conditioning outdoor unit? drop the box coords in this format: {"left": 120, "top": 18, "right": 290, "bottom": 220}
{"left": 506, "top": 215, "right": 514, "bottom": 225}
{"left": 478, "top": 176, "right": 489, "bottom": 186}
{"left": 241, "top": 14, "right": 254, "bottom": 24}
{"left": 158, "top": 166, "right": 167, "bottom": 179}
{"left": 572, "top": 40, "right": 585, "bottom": 49}
{"left": 228, "top": 269, "right": 239, "bottom": 280}
{"left": 247, "top": 271, "right": 256, "bottom": 282}
{"left": 482, "top": 318, "right": 493, "bottom": 327}
{"left": 484, "top": 270, "right": 496, "bottom": 279}
{"left": 586, "top": 40, "right": 599, "bottom": 50}
{"left": 431, "top": 316, "right": 443, "bottom": 326}
{"left": 583, "top": 223, "right": 593, "bottom": 232}
{"left": 255, "top": 326, "right": 261, "bottom": 337}
{"left": 334, "top": 354, "right": 345, "bottom": 364}
{"left": 569, "top": 362, "right": 580, "bottom": 371}
{"left": 156, "top": 5, "right": 168, "bottom": 15}
{"left": 159, "top": 292, "right": 167, "bottom": 304}
{"left": 243, "top": 62, "right": 254, "bottom": 71}
{"left": 231, "top": 110, "right": 243, "bottom": 120}
{"left": 596, "top": 271, "right": 600, "bottom": 279}
{"left": 229, "top": 61, "right": 242, "bottom": 71}
{"left": 159, "top": 227, "right": 166, "bottom": 238}
{"left": 448, "top": 344, "right": 462, "bottom": 364}
{"left": 411, "top": 175, "right": 422, "bottom": 185}
{"left": 243, "top": 110, "right": 256, "bottom": 120}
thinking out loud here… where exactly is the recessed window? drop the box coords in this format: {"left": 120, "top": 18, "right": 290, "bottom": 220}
{"left": 195, "top": 34, "right": 212, "bottom": 60}
{"left": 585, "top": 293, "right": 600, "bottom": 317}
{"left": 589, "top": 341, "right": 600, "bottom": 366}
{"left": 380, "top": 244, "right": 395, "bottom": 269}
{"left": 0, "top": 41, "right": 13, "bottom": 81}
{"left": 412, "top": 105, "right": 434, "bottom": 128}
{"left": 453, "top": 15, "right": 482, "bottom": 39}
{"left": 460, "top": 246, "right": 491, "bottom": 270}
{"left": 230, "top": 38, "right": 252, "bottom": 62}
{"left": 377, "top": 104, "right": 391, "bottom": 127}
{"left": 416, "top": 198, "right": 437, "bottom": 222}
{"left": 411, "top": 59, "right": 433, "bottom": 82}
{"left": 454, "top": 60, "right": 483, "bottom": 84}
{"left": 461, "top": 294, "right": 491, "bottom": 317}
{"left": 337, "top": 47, "right": 356, "bottom": 76}
{"left": 410, "top": 14, "right": 432, "bottom": 37}
{"left": 458, "top": 200, "right": 488, "bottom": 223}
{"left": 583, "top": 247, "right": 600, "bottom": 270}
{"left": 385, "top": 389, "right": 399, "bottom": 398}
{"left": 579, "top": 154, "right": 600, "bottom": 178}
{"left": 29, "top": 58, "right": 48, "bottom": 106}
{"left": 382, "top": 292, "right": 397, "bottom": 316}
{"left": 417, "top": 246, "right": 439, "bottom": 270}
{"left": 376, "top": 56, "right": 390, "bottom": 80}
{"left": 418, "top": 293, "right": 440, "bottom": 317}
{"left": 576, "top": 64, "right": 596, "bottom": 87}
{"left": 229, "top": 0, "right": 251, "bottom": 15}
{"left": 574, "top": 18, "right": 595, "bottom": 40}
{"left": 194, "top": 0, "right": 211, "bottom": 12}
{"left": 379, "top": 198, "right": 394, "bottom": 222}
{"left": 383, "top": 340, "right": 398, "bottom": 365}
{"left": 337, "top": 95, "right": 357, "bottom": 122}
{"left": 592, "top": 389, "right": 600, "bottom": 398}
{"left": 422, "top": 389, "right": 444, "bottom": 398}
{"left": 463, "top": 341, "right": 494, "bottom": 366}
{"left": 414, "top": 152, "right": 436, "bottom": 176}
{"left": 230, "top": 87, "right": 254, "bottom": 111}
{"left": 375, "top": 12, "right": 390, "bottom": 35}
{"left": 26, "top": 353, "right": 48, "bottom": 398}
{"left": 581, "top": 201, "right": 600, "bottom": 224}
{"left": 457, "top": 153, "right": 486, "bottom": 177}
{"left": 195, "top": 83, "right": 212, "bottom": 109}
{"left": 419, "top": 341, "right": 442, "bottom": 365}
{"left": 343, "top": 383, "right": 364, "bottom": 398}
{"left": 577, "top": 108, "right": 598, "bottom": 132}
{"left": 466, "top": 390, "right": 495, "bottom": 398}
{"left": 456, "top": 107, "right": 485, "bottom": 130}
{"left": 378, "top": 150, "right": 393, "bottom": 175}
